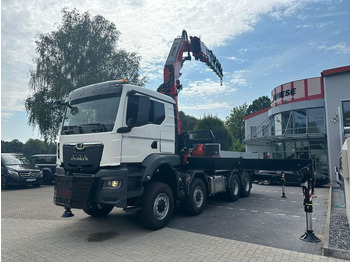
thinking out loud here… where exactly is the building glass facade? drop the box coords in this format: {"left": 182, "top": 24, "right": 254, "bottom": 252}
{"left": 244, "top": 67, "right": 350, "bottom": 181}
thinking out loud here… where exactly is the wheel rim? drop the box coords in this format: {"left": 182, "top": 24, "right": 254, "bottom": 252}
{"left": 193, "top": 186, "right": 204, "bottom": 208}
{"left": 153, "top": 193, "right": 169, "bottom": 220}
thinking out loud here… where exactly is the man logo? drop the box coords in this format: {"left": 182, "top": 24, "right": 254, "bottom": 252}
{"left": 76, "top": 143, "right": 85, "bottom": 150}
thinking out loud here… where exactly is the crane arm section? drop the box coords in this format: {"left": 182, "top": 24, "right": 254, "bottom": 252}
{"left": 157, "top": 30, "right": 223, "bottom": 135}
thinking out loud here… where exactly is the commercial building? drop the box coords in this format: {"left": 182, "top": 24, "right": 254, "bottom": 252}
{"left": 244, "top": 65, "right": 350, "bottom": 181}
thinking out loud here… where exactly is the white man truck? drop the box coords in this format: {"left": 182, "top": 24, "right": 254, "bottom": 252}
{"left": 54, "top": 31, "right": 313, "bottom": 230}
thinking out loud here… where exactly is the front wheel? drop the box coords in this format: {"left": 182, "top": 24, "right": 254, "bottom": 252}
{"left": 83, "top": 205, "right": 114, "bottom": 217}
{"left": 43, "top": 171, "right": 52, "bottom": 185}
{"left": 141, "top": 182, "right": 174, "bottom": 230}
{"left": 1, "top": 176, "right": 7, "bottom": 190}
{"left": 183, "top": 178, "right": 207, "bottom": 216}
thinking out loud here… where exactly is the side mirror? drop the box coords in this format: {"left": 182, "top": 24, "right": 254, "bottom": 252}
{"left": 70, "top": 106, "right": 79, "bottom": 115}
{"left": 52, "top": 100, "right": 64, "bottom": 109}
{"left": 117, "top": 127, "right": 132, "bottom": 133}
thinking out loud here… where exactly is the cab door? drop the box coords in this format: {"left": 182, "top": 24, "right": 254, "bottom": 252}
{"left": 120, "top": 93, "right": 167, "bottom": 163}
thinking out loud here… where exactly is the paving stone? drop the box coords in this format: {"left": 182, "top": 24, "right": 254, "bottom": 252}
{"left": 1, "top": 184, "right": 345, "bottom": 262}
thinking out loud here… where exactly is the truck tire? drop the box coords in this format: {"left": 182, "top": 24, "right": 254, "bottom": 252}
{"left": 83, "top": 205, "right": 114, "bottom": 217}
{"left": 1, "top": 176, "right": 7, "bottom": 190}
{"left": 226, "top": 173, "right": 241, "bottom": 202}
{"left": 43, "top": 171, "right": 52, "bottom": 185}
{"left": 141, "top": 182, "right": 174, "bottom": 230}
{"left": 183, "top": 178, "right": 207, "bottom": 216}
{"left": 241, "top": 171, "right": 252, "bottom": 197}
{"left": 262, "top": 180, "right": 271, "bottom": 185}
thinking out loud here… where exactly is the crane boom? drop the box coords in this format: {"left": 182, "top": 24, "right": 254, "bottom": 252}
{"left": 157, "top": 30, "right": 223, "bottom": 135}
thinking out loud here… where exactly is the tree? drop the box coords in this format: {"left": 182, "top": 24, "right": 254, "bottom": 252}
{"left": 246, "top": 96, "right": 271, "bottom": 116}
{"left": 1, "top": 139, "right": 24, "bottom": 153}
{"left": 194, "top": 115, "right": 233, "bottom": 150}
{"left": 23, "top": 139, "right": 47, "bottom": 156}
{"left": 25, "top": 8, "right": 146, "bottom": 141}
{"left": 226, "top": 104, "right": 248, "bottom": 144}
{"left": 1, "top": 139, "right": 56, "bottom": 155}
{"left": 179, "top": 111, "right": 198, "bottom": 132}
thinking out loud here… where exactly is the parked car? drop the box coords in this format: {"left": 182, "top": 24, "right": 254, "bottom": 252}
{"left": 1, "top": 153, "right": 43, "bottom": 189}
{"left": 257, "top": 170, "right": 329, "bottom": 186}
{"left": 30, "top": 154, "right": 57, "bottom": 184}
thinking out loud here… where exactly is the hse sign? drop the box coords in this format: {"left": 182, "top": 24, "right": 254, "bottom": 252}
{"left": 271, "top": 77, "right": 324, "bottom": 108}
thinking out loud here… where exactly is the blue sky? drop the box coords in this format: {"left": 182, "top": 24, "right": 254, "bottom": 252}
{"left": 2, "top": 0, "right": 350, "bottom": 143}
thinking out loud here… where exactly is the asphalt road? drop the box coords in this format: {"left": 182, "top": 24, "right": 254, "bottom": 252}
{"left": 1, "top": 183, "right": 330, "bottom": 261}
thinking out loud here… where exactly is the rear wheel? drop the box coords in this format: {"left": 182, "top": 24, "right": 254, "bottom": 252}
{"left": 141, "top": 182, "right": 174, "bottom": 230}
{"left": 83, "top": 205, "right": 114, "bottom": 217}
{"left": 43, "top": 171, "right": 52, "bottom": 185}
{"left": 183, "top": 178, "right": 207, "bottom": 216}
{"left": 241, "top": 171, "right": 252, "bottom": 197}
{"left": 1, "top": 176, "right": 7, "bottom": 190}
{"left": 262, "top": 180, "right": 271, "bottom": 185}
{"left": 226, "top": 173, "right": 241, "bottom": 202}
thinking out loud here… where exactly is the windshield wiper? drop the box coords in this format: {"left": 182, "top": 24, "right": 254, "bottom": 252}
{"left": 62, "top": 125, "right": 82, "bottom": 134}
{"left": 80, "top": 123, "right": 107, "bottom": 132}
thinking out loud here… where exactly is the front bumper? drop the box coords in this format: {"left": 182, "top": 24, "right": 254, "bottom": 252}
{"left": 6, "top": 175, "right": 42, "bottom": 187}
{"left": 54, "top": 166, "right": 143, "bottom": 209}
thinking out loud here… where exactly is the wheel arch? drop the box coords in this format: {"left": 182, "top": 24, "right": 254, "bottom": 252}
{"left": 142, "top": 154, "right": 180, "bottom": 197}
{"left": 185, "top": 170, "right": 209, "bottom": 196}
{"left": 41, "top": 167, "right": 52, "bottom": 175}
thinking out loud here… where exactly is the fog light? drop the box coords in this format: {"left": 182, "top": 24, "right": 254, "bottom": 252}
{"left": 103, "top": 180, "right": 122, "bottom": 189}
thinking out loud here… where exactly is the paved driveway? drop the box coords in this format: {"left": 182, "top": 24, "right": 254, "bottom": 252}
{"left": 1, "top": 184, "right": 335, "bottom": 261}
{"left": 169, "top": 184, "right": 329, "bottom": 255}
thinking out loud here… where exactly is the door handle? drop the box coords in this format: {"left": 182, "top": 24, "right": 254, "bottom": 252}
{"left": 151, "top": 141, "right": 158, "bottom": 149}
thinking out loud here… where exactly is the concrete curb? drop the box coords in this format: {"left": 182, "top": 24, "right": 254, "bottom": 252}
{"left": 323, "top": 185, "right": 350, "bottom": 260}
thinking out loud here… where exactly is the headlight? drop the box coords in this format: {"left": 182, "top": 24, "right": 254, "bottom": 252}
{"left": 8, "top": 170, "right": 19, "bottom": 177}
{"left": 102, "top": 180, "right": 122, "bottom": 189}
{"left": 39, "top": 170, "right": 43, "bottom": 177}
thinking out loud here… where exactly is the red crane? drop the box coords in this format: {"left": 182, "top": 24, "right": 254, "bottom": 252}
{"left": 157, "top": 30, "right": 223, "bottom": 135}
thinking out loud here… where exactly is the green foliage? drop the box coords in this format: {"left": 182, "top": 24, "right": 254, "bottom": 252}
{"left": 246, "top": 96, "right": 271, "bottom": 115}
{"left": 1, "top": 139, "right": 24, "bottom": 153}
{"left": 230, "top": 139, "right": 245, "bottom": 152}
{"left": 1, "top": 139, "right": 56, "bottom": 156}
{"left": 194, "top": 115, "right": 233, "bottom": 150}
{"left": 225, "top": 103, "right": 248, "bottom": 144}
{"left": 179, "top": 111, "right": 198, "bottom": 132}
{"left": 25, "top": 8, "right": 146, "bottom": 141}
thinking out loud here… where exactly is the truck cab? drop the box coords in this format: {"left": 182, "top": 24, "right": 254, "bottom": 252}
{"left": 55, "top": 80, "right": 180, "bottom": 221}
{"left": 57, "top": 79, "right": 177, "bottom": 169}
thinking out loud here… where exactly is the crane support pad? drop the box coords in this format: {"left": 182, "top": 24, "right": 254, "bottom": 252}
{"left": 186, "top": 157, "right": 312, "bottom": 173}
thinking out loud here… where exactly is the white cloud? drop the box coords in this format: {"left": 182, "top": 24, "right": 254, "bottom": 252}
{"left": 225, "top": 70, "right": 250, "bottom": 87}
{"left": 319, "top": 42, "right": 350, "bottom": 54}
{"left": 1, "top": 0, "right": 322, "bottom": 117}
{"left": 181, "top": 79, "right": 236, "bottom": 97}
{"left": 181, "top": 101, "right": 231, "bottom": 111}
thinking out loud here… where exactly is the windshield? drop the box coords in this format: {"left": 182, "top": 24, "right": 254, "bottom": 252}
{"left": 31, "top": 156, "right": 56, "bottom": 164}
{"left": 61, "top": 93, "right": 121, "bottom": 135}
{"left": 3, "top": 155, "right": 32, "bottom": 165}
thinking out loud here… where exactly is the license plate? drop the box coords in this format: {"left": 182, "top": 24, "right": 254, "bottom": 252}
{"left": 26, "top": 178, "right": 36, "bottom": 182}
